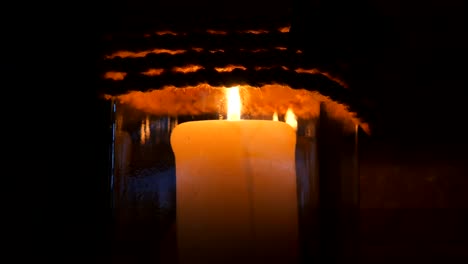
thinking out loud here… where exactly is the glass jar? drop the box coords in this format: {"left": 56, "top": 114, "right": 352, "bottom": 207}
{"left": 106, "top": 84, "right": 359, "bottom": 264}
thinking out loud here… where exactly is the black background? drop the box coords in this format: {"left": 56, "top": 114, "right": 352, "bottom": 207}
{"left": 3, "top": 0, "right": 466, "bottom": 262}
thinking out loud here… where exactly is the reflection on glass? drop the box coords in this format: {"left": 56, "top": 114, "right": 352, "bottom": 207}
{"left": 112, "top": 103, "right": 178, "bottom": 261}
{"left": 140, "top": 116, "right": 150, "bottom": 145}
{"left": 110, "top": 94, "right": 358, "bottom": 263}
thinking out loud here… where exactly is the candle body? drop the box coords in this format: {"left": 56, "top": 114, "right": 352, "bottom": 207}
{"left": 171, "top": 120, "right": 299, "bottom": 264}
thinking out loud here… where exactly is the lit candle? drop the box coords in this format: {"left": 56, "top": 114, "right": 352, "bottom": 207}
{"left": 170, "top": 87, "right": 299, "bottom": 263}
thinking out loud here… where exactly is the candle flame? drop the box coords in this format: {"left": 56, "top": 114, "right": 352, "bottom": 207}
{"left": 145, "top": 117, "right": 150, "bottom": 139}
{"left": 273, "top": 112, "right": 279, "bottom": 121}
{"left": 226, "top": 86, "right": 242, "bottom": 121}
{"left": 285, "top": 108, "right": 297, "bottom": 131}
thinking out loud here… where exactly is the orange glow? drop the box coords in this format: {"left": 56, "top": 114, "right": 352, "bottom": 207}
{"left": 105, "top": 51, "right": 149, "bottom": 59}
{"left": 278, "top": 26, "right": 290, "bottom": 33}
{"left": 275, "top": 47, "right": 287, "bottom": 51}
{"left": 239, "top": 29, "right": 269, "bottom": 34}
{"left": 152, "top": 49, "right": 186, "bottom": 55}
{"left": 250, "top": 48, "right": 268, "bottom": 53}
{"left": 146, "top": 117, "right": 150, "bottom": 137}
{"left": 155, "top": 30, "right": 178, "bottom": 36}
{"left": 226, "top": 86, "right": 242, "bottom": 121}
{"left": 104, "top": 71, "right": 127, "bottom": 80}
{"left": 255, "top": 66, "right": 272, "bottom": 70}
{"left": 142, "top": 68, "right": 164, "bottom": 76}
{"left": 209, "top": 49, "right": 225, "bottom": 53}
{"left": 108, "top": 84, "right": 369, "bottom": 134}
{"left": 296, "top": 50, "right": 303, "bottom": 54}
{"left": 295, "top": 68, "right": 348, "bottom": 88}
{"left": 214, "top": 65, "right": 247, "bottom": 72}
{"left": 294, "top": 68, "right": 322, "bottom": 74}
{"left": 192, "top": 47, "right": 204, "bottom": 52}
{"left": 295, "top": 68, "right": 321, "bottom": 74}
{"left": 105, "top": 49, "right": 186, "bottom": 59}
{"left": 285, "top": 108, "right": 298, "bottom": 131}
{"left": 172, "top": 65, "right": 204, "bottom": 73}
{"left": 206, "top": 29, "right": 227, "bottom": 35}
{"left": 140, "top": 122, "right": 145, "bottom": 144}
{"left": 254, "top": 66, "right": 289, "bottom": 71}
{"left": 140, "top": 116, "right": 150, "bottom": 144}
{"left": 273, "top": 112, "right": 279, "bottom": 121}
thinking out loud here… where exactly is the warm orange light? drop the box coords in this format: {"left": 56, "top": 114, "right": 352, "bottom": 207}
{"left": 255, "top": 66, "right": 272, "bottom": 70}
{"left": 105, "top": 49, "right": 186, "bottom": 59}
{"left": 172, "top": 65, "right": 204, "bottom": 73}
{"left": 153, "top": 49, "right": 186, "bottom": 55}
{"left": 278, "top": 26, "right": 290, "bottom": 33}
{"left": 273, "top": 112, "right": 279, "bottom": 121}
{"left": 142, "top": 68, "right": 164, "bottom": 76}
{"left": 155, "top": 30, "right": 178, "bottom": 36}
{"left": 251, "top": 49, "right": 268, "bottom": 53}
{"left": 209, "top": 49, "right": 225, "bottom": 53}
{"left": 215, "top": 65, "right": 247, "bottom": 72}
{"left": 295, "top": 68, "right": 348, "bottom": 88}
{"left": 146, "top": 117, "right": 150, "bottom": 138}
{"left": 226, "top": 87, "right": 242, "bottom": 121}
{"left": 108, "top": 84, "right": 367, "bottom": 134}
{"left": 206, "top": 29, "right": 227, "bottom": 35}
{"left": 104, "top": 71, "right": 127, "bottom": 80}
{"left": 140, "top": 121, "right": 145, "bottom": 144}
{"left": 240, "top": 29, "right": 269, "bottom": 34}
{"left": 285, "top": 107, "right": 297, "bottom": 131}
{"left": 140, "top": 116, "right": 150, "bottom": 144}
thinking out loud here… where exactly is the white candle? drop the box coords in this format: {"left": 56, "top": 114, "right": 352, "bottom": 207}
{"left": 170, "top": 88, "right": 299, "bottom": 263}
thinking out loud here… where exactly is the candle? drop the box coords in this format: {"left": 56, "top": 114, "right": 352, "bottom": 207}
{"left": 170, "top": 87, "right": 299, "bottom": 263}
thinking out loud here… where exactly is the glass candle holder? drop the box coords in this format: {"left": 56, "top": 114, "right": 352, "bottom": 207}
{"left": 106, "top": 84, "right": 360, "bottom": 264}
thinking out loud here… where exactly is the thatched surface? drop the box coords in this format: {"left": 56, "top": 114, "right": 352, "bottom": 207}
{"left": 99, "top": 20, "right": 370, "bottom": 133}
{"left": 106, "top": 84, "right": 369, "bottom": 134}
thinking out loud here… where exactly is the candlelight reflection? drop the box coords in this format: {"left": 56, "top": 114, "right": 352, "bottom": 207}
{"left": 214, "top": 65, "right": 246, "bottom": 72}
{"left": 140, "top": 119, "right": 144, "bottom": 144}
{"left": 113, "top": 103, "right": 177, "bottom": 256}
{"left": 285, "top": 107, "right": 298, "bottom": 131}
{"left": 226, "top": 86, "right": 242, "bottom": 121}
{"left": 278, "top": 26, "right": 290, "bottom": 33}
{"left": 140, "top": 116, "right": 150, "bottom": 144}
